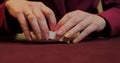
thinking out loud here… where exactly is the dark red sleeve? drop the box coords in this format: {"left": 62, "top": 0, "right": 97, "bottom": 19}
{"left": 99, "top": 0, "right": 120, "bottom": 36}
{"left": 0, "top": 0, "right": 9, "bottom": 33}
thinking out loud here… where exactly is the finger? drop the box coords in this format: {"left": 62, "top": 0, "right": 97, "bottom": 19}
{"left": 73, "top": 24, "right": 97, "bottom": 43}
{"left": 24, "top": 6, "right": 42, "bottom": 40}
{"left": 17, "top": 13, "right": 32, "bottom": 41}
{"left": 32, "top": 6, "right": 49, "bottom": 40}
{"left": 57, "top": 10, "right": 87, "bottom": 29}
{"left": 40, "top": 3, "right": 57, "bottom": 31}
{"left": 64, "top": 18, "right": 91, "bottom": 38}
{"left": 57, "top": 13, "right": 71, "bottom": 29}
{"left": 56, "top": 17, "right": 80, "bottom": 36}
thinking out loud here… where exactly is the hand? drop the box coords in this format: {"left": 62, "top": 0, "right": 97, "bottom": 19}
{"left": 56, "top": 10, "right": 106, "bottom": 43}
{"left": 5, "top": 0, "right": 57, "bottom": 40}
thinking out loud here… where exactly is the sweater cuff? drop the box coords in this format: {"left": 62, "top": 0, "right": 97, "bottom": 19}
{"left": 88, "top": 15, "right": 111, "bottom": 39}
{"left": 99, "top": 17, "right": 111, "bottom": 38}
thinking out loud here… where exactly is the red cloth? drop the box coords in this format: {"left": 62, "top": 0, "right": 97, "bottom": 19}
{"left": 0, "top": 37, "right": 120, "bottom": 63}
{"left": 0, "top": 0, "right": 8, "bottom": 32}
{"left": 0, "top": 0, "right": 120, "bottom": 36}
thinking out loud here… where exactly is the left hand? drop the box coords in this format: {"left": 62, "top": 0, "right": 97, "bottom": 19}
{"left": 56, "top": 10, "right": 106, "bottom": 43}
{"left": 5, "top": 0, "right": 57, "bottom": 41}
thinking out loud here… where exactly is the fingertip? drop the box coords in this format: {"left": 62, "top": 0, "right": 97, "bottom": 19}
{"left": 73, "top": 39, "right": 78, "bottom": 43}
{"left": 37, "top": 33, "right": 42, "bottom": 40}
{"left": 27, "top": 35, "right": 32, "bottom": 41}
{"left": 50, "top": 25, "right": 57, "bottom": 31}
{"left": 43, "top": 31, "right": 49, "bottom": 40}
{"left": 46, "top": 34, "right": 49, "bottom": 40}
{"left": 64, "top": 33, "right": 71, "bottom": 38}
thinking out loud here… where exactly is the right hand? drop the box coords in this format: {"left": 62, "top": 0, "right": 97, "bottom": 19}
{"left": 5, "top": 0, "right": 57, "bottom": 41}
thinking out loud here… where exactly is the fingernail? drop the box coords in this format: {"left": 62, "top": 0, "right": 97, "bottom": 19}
{"left": 73, "top": 39, "right": 78, "bottom": 43}
{"left": 37, "top": 33, "right": 42, "bottom": 40}
{"left": 27, "top": 35, "right": 32, "bottom": 41}
{"left": 64, "top": 33, "right": 71, "bottom": 38}
{"left": 50, "top": 25, "right": 56, "bottom": 31}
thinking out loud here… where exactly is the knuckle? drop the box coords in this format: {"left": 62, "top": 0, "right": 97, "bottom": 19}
{"left": 15, "top": 10, "right": 21, "bottom": 14}
{"left": 66, "top": 13, "right": 72, "bottom": 18}
{"left": 75, "top": 10, "right": 81, "bottom": 14}
{"left": 15, "top": 10, "right": 22, "bottom": 16}
{"left": 70, "top": 18, "right": 78, "bottom": 24}
{"left": 38, "top": 2, "right": 44, "bottom": 6}
{"left": 27, "top": 14, "right": 34, "bottom": 20}
{"left": 36, "top": 15, "right": 44, "bottom": 21}
{"left": 75, "top": 10, "right": 81, "bottom": 13}
{"left": 45, "top": 10, "right": 54, "bottom": 16}
{"left": 21, "top": 23, "right": 28, "bottom": 28}
{"left": 39, "top": 2, "right": 43, "bottom": 5}
{"left": 79, "top": 23, "right": 86, "bottom": 28}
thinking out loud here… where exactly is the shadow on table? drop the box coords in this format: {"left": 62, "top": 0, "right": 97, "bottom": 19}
{"left": 0, "top": 37, "right": 110, "bottom": 45}
{"left": 0, "top": 33, "right": 119, "bottom": 44}
{"left": 0, "top": 34, "right": 70, "bottom": 44}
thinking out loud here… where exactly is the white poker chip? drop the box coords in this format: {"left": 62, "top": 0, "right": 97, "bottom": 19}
{"left": 49, "top": 31, "right": 56, "bottom": 40}
{"left": 49, "top": 31, "right": 71, "bottom": 43}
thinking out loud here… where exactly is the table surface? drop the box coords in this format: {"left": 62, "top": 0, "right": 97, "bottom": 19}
{"left": 0, "top": 37, "right": 120, "bottom": 63}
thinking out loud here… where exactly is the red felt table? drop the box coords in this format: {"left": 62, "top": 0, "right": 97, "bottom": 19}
{"left": 0, "top": 37, "right": 120, "bottom": 63}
